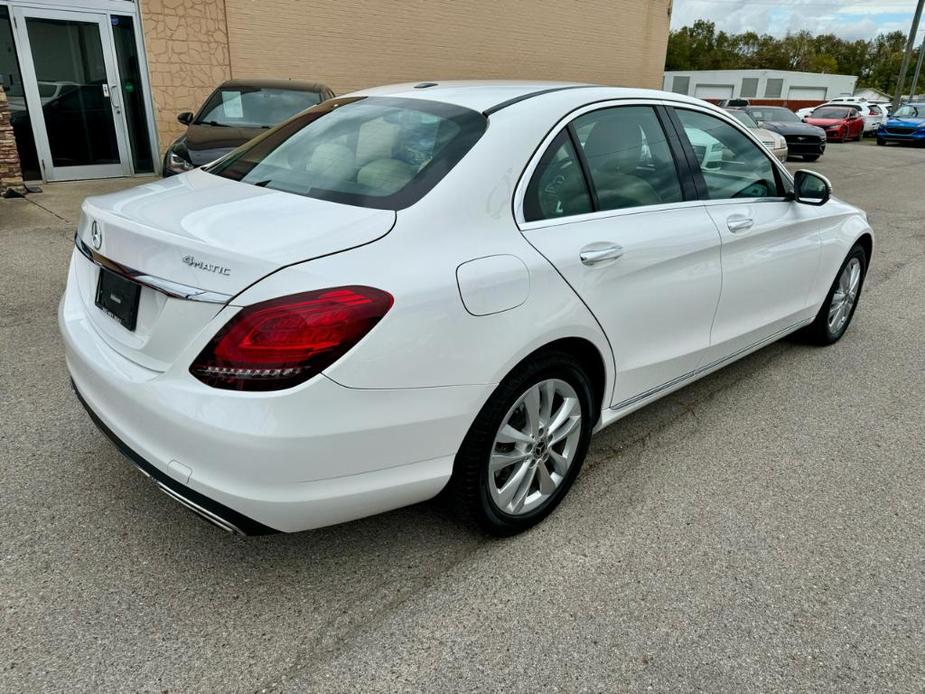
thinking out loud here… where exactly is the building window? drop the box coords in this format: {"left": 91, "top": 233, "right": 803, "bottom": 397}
{"left": 765, "top": 78, "right": 783, "bottom": 99}
{"left": 741, "top": 78, "right": 759, "bottom": 98}
{"left": 672, "top": 76, "right": 690, "bottom": 95}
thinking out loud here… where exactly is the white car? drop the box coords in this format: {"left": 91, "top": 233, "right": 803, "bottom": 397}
{"left": 797, "top": 101, "right": 886, "bottom": 134}
{"left": 725, "top": 109, "right": 788, "bottom": 162}
{"left": 61, "top": 82, "right": 873, "bottom": 536}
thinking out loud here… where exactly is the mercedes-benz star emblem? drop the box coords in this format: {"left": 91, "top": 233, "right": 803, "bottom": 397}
{"left": 90, "top": 221, "right": 103, "bottom": 250}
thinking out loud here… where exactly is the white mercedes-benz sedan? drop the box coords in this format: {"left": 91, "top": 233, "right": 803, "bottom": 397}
{"left": 60, "top": 81, "right": 873, "bottom": 536}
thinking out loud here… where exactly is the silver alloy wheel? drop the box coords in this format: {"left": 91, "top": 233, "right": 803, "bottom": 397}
{"left": 488, "top": 379, "right": 582, "bottom": 516}
{"left": 828, "top": 257, "right": 862, "bottom": 335}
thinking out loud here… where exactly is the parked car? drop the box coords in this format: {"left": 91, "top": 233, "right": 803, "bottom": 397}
{"left": 725, "top": 108, "right": 788, "bottom": 162}
{"left": 62, "top": 82, "right": 873, "bottom": 536}
{"left": 162, "top": 79, "right": 334, "bottom": 176}
{"left": 803, "top": 106, "right": 864, "bottom": 142}
{"left": 798, "top": 101, "right": 885, "bottom": 135}
{"left": 877, "top": 102, "right": 925, "bottom": 146}
{"left": 741, "top": 105, "right": 827, "bottom": 161}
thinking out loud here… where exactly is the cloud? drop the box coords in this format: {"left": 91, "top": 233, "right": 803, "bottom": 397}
{"left": 671, "top": 0, "right": 918, "bottom": 39}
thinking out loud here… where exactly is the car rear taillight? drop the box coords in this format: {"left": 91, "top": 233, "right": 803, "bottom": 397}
{"left": 190, "top": 286, "right": 393, "bottom": 391}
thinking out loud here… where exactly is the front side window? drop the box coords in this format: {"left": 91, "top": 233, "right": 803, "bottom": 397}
{"left": 572, "top": 106, "right": 683, "bottom": 212}
{"left": 676, "top": 109, "right": 780, "bottom": 200}
{"left": 208, "top": 97, "right": 487, "bottom": 210}
{"left": 197, "top": 87, "right": 325, "bottom": 128}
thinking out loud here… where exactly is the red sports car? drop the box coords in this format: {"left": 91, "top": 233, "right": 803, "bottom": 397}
{"left": 804, "top": 106, "right": 864, "bottom": 142}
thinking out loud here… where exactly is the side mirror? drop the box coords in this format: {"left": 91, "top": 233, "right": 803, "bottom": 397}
{"left": 177, "top": 111, "right": 193, "bottom": 126}
{"left": 793, "top": 170, "right": 831, "bottom": 206}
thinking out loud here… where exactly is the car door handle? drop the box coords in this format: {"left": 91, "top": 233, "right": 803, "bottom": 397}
{"left": 580, "top": 242, "right": 624, "bottom": 266}
{"left": 726, "top": 216, "right": 754, "bottom": 233}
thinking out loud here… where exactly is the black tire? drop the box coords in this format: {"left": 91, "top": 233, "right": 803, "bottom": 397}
{"left": 800, "top": 244, "right": 868, "bottom": 345}
{"left": 876, "top": 138, "right": 886, "bottom": 146}
{"left": 446, "top": 350, "right": 595, "bottom": 536}
{"left": 803, "top": 154, "right": 820, "bottom": 162}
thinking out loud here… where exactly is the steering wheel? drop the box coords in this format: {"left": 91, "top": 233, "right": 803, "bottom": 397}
{"left": 732, "top": 178, "right": 773, "bottom": 199}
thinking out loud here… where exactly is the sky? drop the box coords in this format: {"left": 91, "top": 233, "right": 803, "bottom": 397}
{"left": 671, "top": 0, "right": 920, "bottom": 40}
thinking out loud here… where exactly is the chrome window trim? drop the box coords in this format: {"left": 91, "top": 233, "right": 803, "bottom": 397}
{"left": 74, "top": 234, "right": 232, "bottom": 304}
{"left": 513, "top": 98, "right": 795, "bottom": 230}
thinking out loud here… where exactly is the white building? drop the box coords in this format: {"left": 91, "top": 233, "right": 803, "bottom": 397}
{"left": 663, "top": 69, "right": 857, "bottom": 102}
{"left": 852, "top": 87, "right": 891, "bottom": 103}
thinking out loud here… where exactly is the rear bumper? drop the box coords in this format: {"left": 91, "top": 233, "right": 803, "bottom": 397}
{"left": 60, "top": 273, "right": 493, "bottom": 533}
{"left": 72, "top": 383, "right": 276, "bottom": 535}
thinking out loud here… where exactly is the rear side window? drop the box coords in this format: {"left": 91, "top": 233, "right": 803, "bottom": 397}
{"left": 675, "top": 109, "right": 780, "bottom": 200}
{"left": 523, "top": 131, "right": 593, "bottom": 221}
{"left": 207, "top": 97, "right": 487, "bottom": 210}
{"left": 572, "top": 106, "right": 683, "bottom": 212}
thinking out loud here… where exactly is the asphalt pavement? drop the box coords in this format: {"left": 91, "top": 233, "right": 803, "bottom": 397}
{"left": 1, "top": 141, "right": 923, "bottom": 693}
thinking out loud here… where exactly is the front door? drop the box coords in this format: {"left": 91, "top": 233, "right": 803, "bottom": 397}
{"left": 670, "top": 106, "right": 822, "bottom": 362}
{"left": 10, "top": 6, "right": 132, "bottom": 181}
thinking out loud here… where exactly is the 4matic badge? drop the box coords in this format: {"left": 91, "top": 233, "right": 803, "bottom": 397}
{"left": 182, "top": 255, "right": 231, "bottom": 276}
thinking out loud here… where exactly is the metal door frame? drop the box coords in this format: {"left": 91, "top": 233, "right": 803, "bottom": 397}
{"left": 1, "top": 0, "right": 161, "bottom": 180}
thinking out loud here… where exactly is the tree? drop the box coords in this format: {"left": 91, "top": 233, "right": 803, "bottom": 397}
{"left": 666, "top": 25, "right": 912, "bottom": 95}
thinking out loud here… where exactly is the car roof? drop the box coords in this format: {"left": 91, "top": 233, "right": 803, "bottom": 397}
{"left": 342, "top": 80, "right": 713, "bottom": 115}
{"left": 217, "top": 78, "right": 332, "bottom": 93}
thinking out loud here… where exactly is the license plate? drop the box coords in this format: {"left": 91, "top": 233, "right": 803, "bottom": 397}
{"left": 95, "top": 267, "right": 141, "bottom": 331}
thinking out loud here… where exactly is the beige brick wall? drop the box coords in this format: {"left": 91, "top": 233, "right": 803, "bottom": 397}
{"left": 140, "top": 0, "right": 232, "bottom": 151}
{"left": 140, "top": 0, "right": 671, "bottom": 153}
{"left": 223, "top": 0, "right": 672, "bottom": 94}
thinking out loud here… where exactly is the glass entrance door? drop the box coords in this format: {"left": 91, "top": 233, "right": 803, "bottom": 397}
{"left": 10, "top": 7, "right": 132, "bottom": 180}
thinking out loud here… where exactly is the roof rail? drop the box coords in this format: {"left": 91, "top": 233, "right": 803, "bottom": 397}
{"left": 483, "top": 85, "right": 597, "bottom": 116}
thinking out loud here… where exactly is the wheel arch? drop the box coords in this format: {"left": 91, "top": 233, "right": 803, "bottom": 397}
{"left": 855, "top": 231, "right": 873, "bottom": 265}
{"left": 505, "top": 337, "right": 609, "bottom": 425}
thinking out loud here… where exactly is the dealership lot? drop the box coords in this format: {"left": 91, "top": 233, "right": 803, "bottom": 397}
{"left": 1, "top": 142, "right": 924, "bottom": 692}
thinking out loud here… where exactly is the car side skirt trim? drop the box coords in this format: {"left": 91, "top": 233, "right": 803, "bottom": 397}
{"left": 610, "top": 318, "right": 812, "bottom": 411}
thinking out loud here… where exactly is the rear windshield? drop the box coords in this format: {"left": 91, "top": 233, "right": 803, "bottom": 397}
{"left": 206, "top": 97, "right": 488, "bottom": 210}
{"left": 196, "top": 87, "right": 325, "bottom": 128}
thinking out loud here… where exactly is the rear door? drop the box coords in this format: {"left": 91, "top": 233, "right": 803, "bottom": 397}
{"left": 667, "top": 106, "right": 822, "bottom": 362}
{"left": 517, "top": 102, "right": 723, "bottom": 407}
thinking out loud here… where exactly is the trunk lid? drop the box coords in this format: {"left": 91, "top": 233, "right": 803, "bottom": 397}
{"left": 74, "top": 169, "right": 395, "bottom": 371}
